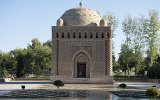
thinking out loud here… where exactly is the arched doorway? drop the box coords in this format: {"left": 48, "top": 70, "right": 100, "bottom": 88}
{"left": 74, "top": 52, "right": 90, "bottom": 78}
{"left": 77, "top": 62, "right": 86, "bottom": 77}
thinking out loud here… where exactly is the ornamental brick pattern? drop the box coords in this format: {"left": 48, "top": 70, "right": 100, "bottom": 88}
{"left": 51, "top": 6, "right": 113, "bottom": 83}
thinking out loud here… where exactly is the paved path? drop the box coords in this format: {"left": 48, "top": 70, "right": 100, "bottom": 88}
{"left": 0, "top": 81, "right": 160, "bottom": 100}
{"left": 0, "top": 81, "right": 159, "bottom": 90}
{"left": 0, "top": 81, "right": 159, "bottom": 95}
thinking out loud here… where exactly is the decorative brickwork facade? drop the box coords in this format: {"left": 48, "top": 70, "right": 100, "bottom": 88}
{"left": 51, "top": 5, "right": 113, "bottom": 83}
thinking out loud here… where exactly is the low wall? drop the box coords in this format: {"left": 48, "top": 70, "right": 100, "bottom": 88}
{"left": 147, "top": 79, "right": 160, "bottom": 83}
{"left": 51, "top": 76, "right": 114, "bottom": 84}
{"left": 114, "top": 76, "right": 147, "bottom": 82}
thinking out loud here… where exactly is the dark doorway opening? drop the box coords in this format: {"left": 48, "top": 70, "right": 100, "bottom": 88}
{"left": 77, "top": 62, "right": 86, "bottom": 78}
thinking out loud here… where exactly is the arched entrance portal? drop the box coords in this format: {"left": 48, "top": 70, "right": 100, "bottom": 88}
{"left": 74, "top": 52, "right": 90, "bottom": 78}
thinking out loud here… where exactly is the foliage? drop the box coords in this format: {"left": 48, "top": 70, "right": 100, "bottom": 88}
{"left": 0, "top": 51, "right": 3, "bottom": 78}
{"left": 0, "top": 52, "right": 15, "bottom": 78}
{"left": 122, "top": 15, "right": 145, "bottom": 75}
{"left": 11, "top": 49, "right": 26, "bottom": 77}
{"left": 43, "top": 40, "right": 52, "bottom": 48}
{"left": 0, "top": 53, "right": 17, "bottom": 71}
{"left": 53, "top": 80, "right": 64, "bottom": 89}
{"left": 26, "top": 38, "right": 52, "bottom": 78}
{"left": 34, "top": 66, "right": 43, "bottom": 78}
{"left": 146, "top": 87, "right": 160, "bottom": 100}
{"left": 112, "top": 55, "right": 120, "bottom": 72}
{"left": 118, "top": 44, "right": 142, "bottom": 75}
{"left": 120, "top": 10, "right": 160, "bottom": 75}
{"left": 21, "top": 85, "right": 25, "bottom": 90}
{"left": 147, "top": 57, "right": 160, "bottom": 79}
{"left": 145, "top": 10, "right": 160, "bottom": 65}
{"left": 119, "top": 83, "right": 127, "bottom": 89}
{"left": 6, "top": 38, "right": 52, "bottom": 78}
{"left": 2, "top": 67, "right": 9, "bottom": 78}
{"left": 103, "top": 12, "right": 118, "bottom": 35}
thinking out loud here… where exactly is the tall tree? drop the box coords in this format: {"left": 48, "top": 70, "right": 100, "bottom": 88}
{"left": 27, "top": 38, "right": 52, "bottom": 77}
{"left": 0, "top": 52, "right": 17, "bottom": 78}
{"left": 121, "top": 10, "right": 160, "bottom": 75}
{"left": 103, "top": 12, "right": 119, "bottom": 35}
{"left": 11, "top": 48, "right": 26, "bottom": 77}
{"left": 122, "top": 16, "right": 144, "bottom": 75}
{"left": 118, "top": 44, "right": 134, "bottom": 75}
{"left": 0, "top": 51, "right": 3, "bottom": 78}
{"left": 144, "top": 10, "right": 160, "bottom": 66}
{"left": 122, "top": 16, "right": 146, "bottom": 54}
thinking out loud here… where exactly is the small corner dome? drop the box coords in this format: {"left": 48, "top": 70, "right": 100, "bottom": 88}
{"left": 56, "top": 18, "right": 64, "bottom": 26}
{"left": 60, "top": 7, "right": 101, "bottom": 26}
{"left": 100, "top": 19, "right": 107, "bottom": 27}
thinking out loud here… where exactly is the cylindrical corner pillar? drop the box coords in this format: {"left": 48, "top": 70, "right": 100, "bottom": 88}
{"left": 106, "top": 29, "right": 113, "bottom": 76}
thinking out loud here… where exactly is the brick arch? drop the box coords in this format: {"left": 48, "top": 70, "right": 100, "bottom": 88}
{"left": 72, "top": 49, "right": 91, "bottom": 62}
{"left": 72, "top": 50, "right": 91, "bottom": 78}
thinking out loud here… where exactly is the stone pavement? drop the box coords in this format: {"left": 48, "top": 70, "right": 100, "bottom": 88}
{"left": 0, "top": 81, "right": 159, "bottom": 100}
{"left": 0, "top": 81, "right": 114, "bottom": 91}
{"left": 0, "top": 81, "right": 159, "bottom": 91}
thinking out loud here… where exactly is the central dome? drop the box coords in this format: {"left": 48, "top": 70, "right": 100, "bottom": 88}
{"left": 60, "top": 7, "right": 102, "bottom": 26}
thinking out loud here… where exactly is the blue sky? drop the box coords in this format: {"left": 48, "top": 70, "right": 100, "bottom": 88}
{"left": 0, "top": 0, "right": 160, "bottom": 59}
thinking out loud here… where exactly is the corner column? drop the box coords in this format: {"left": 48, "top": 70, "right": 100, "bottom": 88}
{"left": 106, "top": 29, "right": 112, "bottom": 76}
{"left": 51, "top": 27, "right": 58, "bottom": 77}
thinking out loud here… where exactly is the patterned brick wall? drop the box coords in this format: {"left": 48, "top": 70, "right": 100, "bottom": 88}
{"left": 52, "top": 26, "right": 112, "bottom": 80}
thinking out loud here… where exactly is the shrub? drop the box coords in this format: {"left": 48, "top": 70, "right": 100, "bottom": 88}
{"left": 21, "top": 85, "right": 25, "bottom": 90}
{"left": 53, "top": 80, "right": 64, "bottom": 89}
{"left": 119, "top": 83, "right": 127, "bottom": 89}
{"left": 146, "top": 87, "right": 160, "bottom": 100}
{"left": 147, "top": 63, "right": 160, "bottom": 79}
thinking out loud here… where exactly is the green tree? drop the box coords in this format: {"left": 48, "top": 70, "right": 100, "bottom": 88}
{"left": 2, "top": 67, "right": 9, "bottom": 78}
{"left": 103, "top": 12, "right": 118, "bottom": 35}
{"left": 0, "top": 51, "right": 3, "bottom": 78}
{"left": 112, "top": 55, "right": 119, "bottom": 72}
{"left": 24, "top": 49, "right": 35, "bottom": 75}
{"left": 0, "top": 38, "right": 52, "bottom": 78}
{"left": 27, "top": 38, "right": 43, "bottom": 77}
{"left": 122, "top": 16, "right": 145, "bottom": 75}
{"left": 144, "top": 10, "right": 160, "bottom": 67}
{"left": 121, "top": 12, "right": 160, "bottom": 75}
{"left": 118, "top": 44, "right": 140, "bottom": 75}
{"left": 43, "top": 40, "right": 52, "bottom": 48}
{"left": 118, "top": 44, "right": 132, "bottom": 75}
{"left": 26, "top": 38, "right": 52, "bottom": 77}
{"left": 11, "top": 49, "right": 26, "bottom": 77}
{"left": 147, "top": 56, "right": 160, "bottom": 79}
{"left": 0, "top": 52, "right": 17, "bottom": 78}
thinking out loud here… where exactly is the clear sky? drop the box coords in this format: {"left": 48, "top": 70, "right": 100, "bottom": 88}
{"left": 0, "top": 0, "right": 160, "bottom": 59}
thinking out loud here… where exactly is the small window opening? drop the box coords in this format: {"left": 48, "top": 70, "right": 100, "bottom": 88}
{"left": 62, "top": 32, "right": 64, "bottom": 38}
{"left": 90, "top": 33, "right": 93, "bottom": 38}
{"left": 73, "top": 32, "right": 76, "bottom": 38}
{"left": 84, "top": 33, "right": 87, "bottom": 38}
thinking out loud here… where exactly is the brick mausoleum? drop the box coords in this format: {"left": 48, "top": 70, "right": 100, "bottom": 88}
{"left": 51, "top": 3, "right": 113, "bottom": 83}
